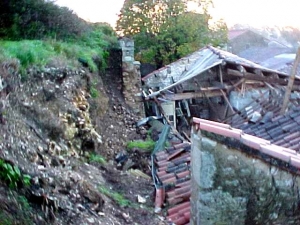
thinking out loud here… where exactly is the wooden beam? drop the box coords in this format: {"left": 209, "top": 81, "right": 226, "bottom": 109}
{"left": 220, "top": 89, "right": 235, "bottom": 113}
{"left": 228, "top": 78, "right": 245, "bottom": 91}
{"left": 219, "top": 65, "right": 223, "bottom": 85}
{"left": 163, "top": 90, "right": 223, "bottom": 101}
{"left": 227, "top": 68, "right": 300, "bottom": 86}
{"left": 280, "top": 47, "right": 300, "bottom": 115}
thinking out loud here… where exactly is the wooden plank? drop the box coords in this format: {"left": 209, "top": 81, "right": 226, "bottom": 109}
{"left": 219, "top": 65, "right": 223, "bottom": 85}
{"left": 227, "top": 68, "right": 300, "bottom": 86}
{"left": 280, "top": 47, "right": 300, "bottom": 115}
{"left": 163, "top": 90, "right": 223, "bottom": 101}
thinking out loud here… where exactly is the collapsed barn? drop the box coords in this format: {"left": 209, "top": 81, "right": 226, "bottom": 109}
{"left": 141, "top": 45, "right": 300, "bottom": 136}
{"left": 142, "top": 46, "right": 300, "bottom": 225}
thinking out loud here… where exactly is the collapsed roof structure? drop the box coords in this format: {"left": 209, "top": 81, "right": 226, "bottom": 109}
{"left": 142, "top": 45, "right": 300, "bottom": 135}
{"left": 144, "top": 46, "right": 300, "bottom": 224}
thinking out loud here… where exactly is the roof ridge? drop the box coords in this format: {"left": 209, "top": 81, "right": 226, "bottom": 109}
{"left": 193, "top": 118, "right": 300, "bottom": 169}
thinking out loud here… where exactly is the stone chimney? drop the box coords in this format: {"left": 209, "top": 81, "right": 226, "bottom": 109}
{"left": 119, "top": 38, "right": 145, "bottom": 117}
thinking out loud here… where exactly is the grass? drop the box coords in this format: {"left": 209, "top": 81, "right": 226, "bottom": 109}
{"left": 126, "top": 140, "right": 156, "bottom": 152}
{"left": 89, "top": 153, "right": 106, "bottom": 164}
{"left": 0, "top": 39, "right": 106, "bottom": 77}
{"left": 89, "top": 81, "right": 99, "bottom": 98}
{"left": 99, "top": 186, "right": 131, "bottom": 207}
{"left": 0, "top": 194, "right": 33, "bottom": 225}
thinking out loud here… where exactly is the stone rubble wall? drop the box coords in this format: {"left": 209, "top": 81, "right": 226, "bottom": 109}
{"left": 119, "top": 38, "right": 145, "bottom": 117}
{"left": 191, "top": 129, "right": 300, "bottom": 225}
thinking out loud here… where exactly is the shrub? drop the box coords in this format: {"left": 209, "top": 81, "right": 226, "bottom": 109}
{"left": 0, "top": 159, "right": 31, "bottom": 188}
{"left": 126, "top": 140, "right": 156, "bottom": 152}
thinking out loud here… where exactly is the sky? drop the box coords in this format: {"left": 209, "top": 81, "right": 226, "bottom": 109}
{"left": 55, "top": 0, "right": 300, "bottom": 29}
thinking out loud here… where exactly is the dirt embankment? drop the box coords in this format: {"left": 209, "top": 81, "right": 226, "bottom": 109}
{"left": 0, "top": 62, "right": 166, "bottom": 225}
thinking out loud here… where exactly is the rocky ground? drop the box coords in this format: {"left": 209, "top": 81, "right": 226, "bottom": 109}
{"left": 0, "top": 63, "right": 167, "bottom": 225}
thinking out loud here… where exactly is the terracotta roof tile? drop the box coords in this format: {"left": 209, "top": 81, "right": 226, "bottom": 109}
{"left": 153, "top": 115, "right": 300, "bottom": 224}
{"left": 152, "top": 141, "right": 191, "bottom": 224}
{"left": 193, "top": 118, "right": 300, "bottom": 168}
{"left": 230, "top": 106, "right": 300, "bottom": 152}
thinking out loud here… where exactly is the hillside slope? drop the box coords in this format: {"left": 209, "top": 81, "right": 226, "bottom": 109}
{"left": 0, "top": 62, "right": 165, "bottom": 225}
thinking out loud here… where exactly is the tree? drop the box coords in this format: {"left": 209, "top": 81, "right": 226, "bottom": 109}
{"left": 0, "top": 0, "right": 88, "bottom": 40}
{"left": 116, "top": 0, "right": 227, "bottom": 68}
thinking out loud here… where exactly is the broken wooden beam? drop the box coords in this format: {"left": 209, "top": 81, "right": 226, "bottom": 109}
{"left": 280, "top": 47, "right": 300, "bottom": 115}
{"left": 227, "top": 68, "right": 300, "bottom": 87}
{"left": 220, "top": 89, "right": 234, "bottom": 113}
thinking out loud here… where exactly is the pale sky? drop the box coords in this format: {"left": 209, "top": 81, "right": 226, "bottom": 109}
{"left": 55, "top": 0, "right": 300, "bottom": 28}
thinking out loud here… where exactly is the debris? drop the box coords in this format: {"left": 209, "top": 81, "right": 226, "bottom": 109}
{"left": 129, "top": 169, "right": 151, "bottom": 180}
{"left": 137, "top": 195, "right": 146, "bottom": 204}
{"left": 136, "top": 116, "right": 163, "bottom": 127}
{"left": 115, "top": 151, "right": 128, "bottom": 164}
{"left": 86, "top": 217, "right": 95, "bottom": 224}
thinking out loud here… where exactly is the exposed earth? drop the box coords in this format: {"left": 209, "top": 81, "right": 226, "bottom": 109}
{"left": 0, "top": 62, "right": 167, "bottom": 225}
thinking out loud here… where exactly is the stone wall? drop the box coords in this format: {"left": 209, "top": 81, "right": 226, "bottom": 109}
{"left": 119, "top": 38, "right": 145, "bottom": 117}
{"left": 191, "top": 128, "right": 300, "bottom": 225}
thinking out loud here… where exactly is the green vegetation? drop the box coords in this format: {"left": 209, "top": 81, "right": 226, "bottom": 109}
{"left": 0, "top": 37, "right": 111, "bottom": 75}
{"left": 0, "top": 159, "right": 31, "bottom": 188}
{"left": 0, "top": 194, "right": 33, "bottom": 225}
{"left": 89, "top": 153, "right": 106, "bottom": 164}
{"left": 117, "top": 0, "right": 227, "bottom": 68}
{"left": 0, "top": 0, "right": 118, "bottom": 75}
{"left": 89, "top": 81, "right": 99, "bottom": 98}
{"left": 99, "top": 186, "right": 131, "bottom": 207}
{"left": 126, "top": 139, "right": 156, "bottom": 152}
{"left": 0, "top": 212, "right": 14, "bottom": 225}
{"left": 90, "top": 86, "right": 99, "bottom": 98}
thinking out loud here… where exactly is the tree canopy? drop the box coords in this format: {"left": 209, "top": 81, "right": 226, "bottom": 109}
{"left": 116, "top": 0, "right": 227, "bottom": 68}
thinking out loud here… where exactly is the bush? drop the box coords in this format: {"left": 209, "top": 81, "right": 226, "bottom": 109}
{"left": 0, "top": 159, "right": 31, "bottom": 188}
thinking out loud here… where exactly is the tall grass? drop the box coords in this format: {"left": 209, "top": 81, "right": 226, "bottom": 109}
{"left": 0, "top": 39, "right": 106, "bottom": 73}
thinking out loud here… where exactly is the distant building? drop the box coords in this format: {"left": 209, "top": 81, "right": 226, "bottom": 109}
{"left": 228, "top": 29, "right": 268, "bottom": 54}
{"left": 239, "top": 46, "right": 293, "bottom": 64}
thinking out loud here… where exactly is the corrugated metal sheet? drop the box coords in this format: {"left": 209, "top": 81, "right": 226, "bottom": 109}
{"left": 144, "top": 46, "right": 293, "bottom": 98}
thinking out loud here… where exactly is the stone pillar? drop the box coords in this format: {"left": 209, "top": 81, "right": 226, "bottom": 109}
{"left": 119, "top": 38, "right": 145, "bottom": 117}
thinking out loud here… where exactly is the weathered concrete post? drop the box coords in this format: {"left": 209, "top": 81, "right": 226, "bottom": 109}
{"left": 119, "top": 37, "right": 145, "bottom": 117}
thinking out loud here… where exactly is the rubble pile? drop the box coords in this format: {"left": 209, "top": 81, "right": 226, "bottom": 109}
{"left": 0, "top": 65, "right": 164, "bottom": 224}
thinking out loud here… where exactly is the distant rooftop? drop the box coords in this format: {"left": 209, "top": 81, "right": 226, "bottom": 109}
{"left": 228, "top": 29, "right": 250, "bottom": 40}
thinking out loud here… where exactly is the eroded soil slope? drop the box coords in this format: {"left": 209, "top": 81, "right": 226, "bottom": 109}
{"left": 0, "top": 64, "right": 165, "bottom": 225}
